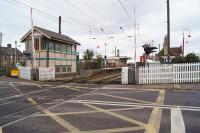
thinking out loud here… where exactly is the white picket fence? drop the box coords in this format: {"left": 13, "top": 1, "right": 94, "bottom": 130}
{"left": 139, "top": 63, "right": 200, "bottom": 84}
{"left": 39, "top": 67, "right": 55, "bottom": 81}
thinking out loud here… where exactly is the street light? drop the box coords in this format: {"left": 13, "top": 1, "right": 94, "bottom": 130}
{"left": 183, "top": 30, "right": 191, "bottom": 56}
{"left": 104, "top": 43, "right": 108, "bottom": 68}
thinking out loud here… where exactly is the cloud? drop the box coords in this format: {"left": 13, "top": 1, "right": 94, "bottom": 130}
{"left": 0, "top": 0, "right": 199, "bottom": 61}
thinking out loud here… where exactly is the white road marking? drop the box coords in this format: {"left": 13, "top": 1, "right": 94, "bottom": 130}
{"left": 68, "top": 99, "right": 200, "bottom": 111}
{"left": 171, "top": 107, "right": 186, "bottom": 133}
{"left": 9, "top": 82, "right": 22, "bottom": 94}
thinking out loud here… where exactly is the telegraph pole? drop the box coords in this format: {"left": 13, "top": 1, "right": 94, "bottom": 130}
{"left": 15, "top": 41, "right": 17, "bottom": 65}
{"left": 167, "top": 0, "right": 170, "bottom": 63}
{"left": 30, "top": 8, "right": 37, "bottom": 80}
{"left": 133, "top": 0, "right": 137, "bottom": 83}
{"left": 0, "top": 32, "right": 2, "bottom": 73}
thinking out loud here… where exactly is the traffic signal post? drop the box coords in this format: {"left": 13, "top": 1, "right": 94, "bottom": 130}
{"left": 142, "top": 44, "right": 157, "bottom": 66}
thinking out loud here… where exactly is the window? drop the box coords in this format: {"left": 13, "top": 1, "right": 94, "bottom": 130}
{"left": 62, "top": 66, "right": 66, "bottom": 72}
{"left": 72, "top": 45, "right": 76, "bottom": 53}
{"left": 34, "top": 38, "right": 39, "bottom": 50}
{"left": 49, "top": 42, "right": 54, "bottom": 51}
{"left": 55, "top": 43, "right": 61, "bottom": 51}
{"left": 61, "top": 44, "right": 67, "bottom": 53}
{"left": 67, "top": 66, "right": 72, "bottom": 72}
{"left": 67, "top": 45, "right": 72, "bottom": 53}
{"left": 55, "top": 66, "right": 60, "bottom": 73}
{"left": 41, "top": 39, "right": 46, "bottom": 50}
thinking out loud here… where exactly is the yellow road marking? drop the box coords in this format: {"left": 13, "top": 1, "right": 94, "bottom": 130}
{"left": 84, "top": 104, "right": 146, "bottom": 127}
{"left": 42, "top": 109, "right": 80, "bottom": 132}
{"left": 27, "top": 97, "right": 80, "bottom": 132}
{"left": 65, "top": 87, "right": 80, "bottom": 91}
{"left": 90, "top": 92, "right": 154, "bottom": 104}
{"left": 0, "top": 127, "right": 2, "bottom": 133}
{"left": 27, "top": 97, "right": 38, "bottom": 105}
{"left": 144, "top": 90, "right": 165, "bottom": 133}
{"left": 34, "top": 107, "right": 144, "bottom": 117}
{"left": 66, "top": 126, "right": 144, "bottom": 133}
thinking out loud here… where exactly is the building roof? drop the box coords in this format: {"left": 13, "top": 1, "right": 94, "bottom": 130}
{"left": 158, "top": 47, "right": 183, "bottom": 56}
{"left": 20, "top": 26, "right": 80, "bottom": 45}
{"left": 0, "top": 46, "right": 22, "bottom": 56}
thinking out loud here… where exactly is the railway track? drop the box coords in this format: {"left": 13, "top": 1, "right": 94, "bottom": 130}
{"left": 71, "top": 68, "right": 121, "bottom": 84}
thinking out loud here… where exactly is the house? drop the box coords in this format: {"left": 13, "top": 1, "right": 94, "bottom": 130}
{"left": 157, "top": 36, "right": 183, "bottom": 63}
{"left": 20, "top": 26, "right": 80, "bottom": 74}
{"left": 0, "top": 44, "right": 23, "bottom": 67}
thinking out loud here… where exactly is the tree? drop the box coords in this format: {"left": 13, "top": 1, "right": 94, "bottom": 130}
{"left": 172, "top": 56, "right": 185, "bottom": 63}
{"left": 184, "top": 53, "right": 199, "bottom": 63}
{"left": 82, "top": 49, "right": 94, "bottom": 60}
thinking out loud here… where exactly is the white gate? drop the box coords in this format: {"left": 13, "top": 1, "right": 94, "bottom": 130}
{"left": 139, "top": 63, "right": 200, "bottom": 84}
{"left": 18, "top": 66, "right": 32, "bottom": 80}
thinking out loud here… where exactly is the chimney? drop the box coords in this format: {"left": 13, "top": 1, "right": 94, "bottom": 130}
{"left": 7, "top": 44, "right": 12, "bottom": 48}
{"left": 59, "top": 16, "right": 61, "bottom": 34}
{"left": 115, "top": 46, "right": 117, "bottom": 57}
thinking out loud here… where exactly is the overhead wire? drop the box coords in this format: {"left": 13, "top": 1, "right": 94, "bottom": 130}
{"left": 4, "top": 0, "right": 90, "bottom": 34}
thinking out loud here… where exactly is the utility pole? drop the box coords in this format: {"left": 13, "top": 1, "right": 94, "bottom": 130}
{"left": 167, "top": 0, "right": 170, "bottom": 63}
{"left": 30, "top": 8, "right": 37, "bottom": 80}
{"left": 0, "top": 32, "right": 2, "bottom": 73}
{"left": 133, "top": 0, "right": 137, "bottom": 83}
{"left": 15, "top": 41, "right": 17, "bottom": 65}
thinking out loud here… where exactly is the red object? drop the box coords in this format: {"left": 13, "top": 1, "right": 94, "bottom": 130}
{"left": 140, "top": 56, "right": 145, "bottom": 63}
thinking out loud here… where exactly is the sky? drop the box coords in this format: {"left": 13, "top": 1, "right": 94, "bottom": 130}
{"left": 0, "top": 0, "right": 200, "bottom": 61}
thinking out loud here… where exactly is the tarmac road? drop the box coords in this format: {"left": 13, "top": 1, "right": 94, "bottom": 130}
{"left": 0, "top": 79, "right": 200, "bottom": 133}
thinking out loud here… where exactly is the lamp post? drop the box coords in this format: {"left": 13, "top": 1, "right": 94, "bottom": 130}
{"left": 182, "top": 30, "right": 191, "bottom": 56}
{"left": 104, "top": 43, "right": 107, "bottom": 68}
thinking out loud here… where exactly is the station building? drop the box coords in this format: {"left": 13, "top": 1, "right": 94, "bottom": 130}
{"left": 21, "top": 26, "right": 80, "bottom": 74}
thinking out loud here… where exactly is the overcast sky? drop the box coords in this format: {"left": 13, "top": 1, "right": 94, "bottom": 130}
{"left": 0, "top": 0, "right": 200, "bottom": 61}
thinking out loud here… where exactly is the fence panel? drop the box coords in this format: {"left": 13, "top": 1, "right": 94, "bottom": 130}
{"left": 39, "top": 67, "right": 55, "bottom": 81}
{"left": 173, "top": 63, "right": 200, "bottom": 83}
{"left": 139, "top": 64, "right": 173, "bottom": 84}
{"left": 139, "top": 63, "right": 200, "bottom": 84}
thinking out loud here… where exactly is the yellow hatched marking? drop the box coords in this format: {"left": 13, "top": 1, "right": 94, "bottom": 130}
{"left": 42, "top": 109, "right": 80, "bottom": 132}
{"left": 27, "top": 97, "right": 80, "bottom": 132}
{"left": 145, "top": 90, "right": 165, "bottom": 133}
{"left": 27, "top": 97, "right": 38, "bottom": 105}
{"left": 65, "top": 87, "right": 80, "bottom": 91}
{"left": 84, "top": 104, "right": 146, "bottom": 127}
{"left": 0, "top": 127, "right": 2, "bottom": 133}
{"left": 90, "top": 92, "right": 154, "bottom": 104}
{"left": 66, "top": 126, "right": 144, "bottom": 133}
{"left": 34, "top": 107, "right": 144, "bottom": 117}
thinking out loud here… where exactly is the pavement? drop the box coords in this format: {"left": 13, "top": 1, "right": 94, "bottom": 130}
{"left": 0, "top": 77, "right": 200, "bottom": 133}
